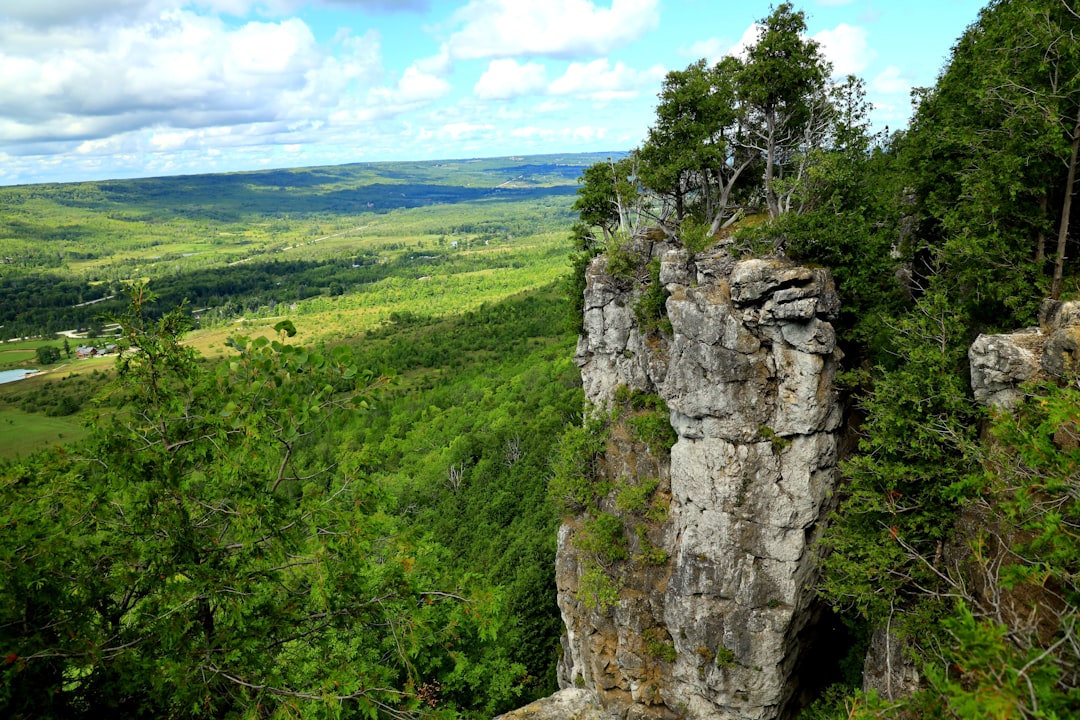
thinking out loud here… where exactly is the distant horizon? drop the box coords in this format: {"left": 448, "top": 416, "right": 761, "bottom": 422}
{"left": 0, "top": 148, "right": 631, "bottom": 189}
{"left": 0, "top": 0, "right": 986, "bottom": 187}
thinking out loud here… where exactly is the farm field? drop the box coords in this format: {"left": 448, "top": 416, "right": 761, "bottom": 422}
{"left": 0, "top": 152, "right": 611, "bottom": 342}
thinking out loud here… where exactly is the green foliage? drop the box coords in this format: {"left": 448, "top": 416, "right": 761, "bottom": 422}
{"left": 714, "top": 646, "right": 736, "bottom": 669}
{"left": 639, "top": 56, "right": 753, "bottom": 228}
{"left": 613, "top": 386, "right": 677, "bottom": 458}
{"left": 821, "top": 284, "right": 979, "bottom": 624}
{"left": 604, "top": 233, "right": 640, "bottom": 281}
{"left": 757, "top": 425, "right": 791, "bottom": 453}
{"left": 573, "top": 158, "right": 637, "bottom": 244}
{"left": 615, "top": 476, "right": 660, "bottom": 515}
{"left": 34, "top": 345, "right": 61, "bottom": 365}
{"left": 575, "top": 512, "right": 629, "bottom": 566}
{"left": 633, "top": 525, "right": 669, "bottom": 566}
{"left": 642, "top": 627, "right": 677, "bottom": 662}
{"left": 0, "top": 287, "right": 499, "bottom": 719}
{"left": 578, "top": 564, "right": 621, "bottom": 612}
{"left": 633, "top": 259, "right": 672, "bottom": 336}
{"left": 549, "top": 411, "right": 610, "bottom": 514}
{"left": 678, "top": 217, "right": 713, "bottom": 254}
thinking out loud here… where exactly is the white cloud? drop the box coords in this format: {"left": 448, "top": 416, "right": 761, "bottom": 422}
{"left": 0, "top": 10, "right": 320, "bottom": 141}
{"left": 439, "top": 122, "right": 494, "bottom": 141}
{"left": 0, "top": 0, "right": 162, "bottom": 28}
{"left": 385, "top": 65, "right": 451, "bottom": 104}
{"left": 682, "top": 37, "right": 729, "bottom": 64}
{"left": 510, "top": 126, "right": 556, "bottom": 139}
{"left": 0, "top": 5, "right": 459, "bottom": 160}
{"left": 446, "top": 0, "right": 659, "bottom": 60}
{"left": 548, "top": 59, "right": 665, "bottom": 101}
{"left": 726, "top": 23, "right": 760, "bottom": 61}
{"left": 535, "top": 99, "right": 570, "bottom": 113}
{"left": 566, "top": 125, "right": 606, "bottom": 143}
{"left": 871, "top": 65, "right": 909, "bottom": 95}
{"left": 813, "top": 23, "right": 875, "bottom": 76}
{"left": 474, "top": 59, "right": 548, "bottom": 100}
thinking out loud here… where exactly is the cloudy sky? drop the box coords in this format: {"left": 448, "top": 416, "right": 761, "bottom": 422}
{"left": 0, "top": 0, "right": 986, "bottom": 186}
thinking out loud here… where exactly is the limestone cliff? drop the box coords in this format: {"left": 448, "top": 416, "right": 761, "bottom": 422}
{"left": 552, "top": 235, "right": 843, "bottom": 720}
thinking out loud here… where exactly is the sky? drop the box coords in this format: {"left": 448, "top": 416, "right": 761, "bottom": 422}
{"left": 0, "top": 0, "right": 989, "bottom": 186}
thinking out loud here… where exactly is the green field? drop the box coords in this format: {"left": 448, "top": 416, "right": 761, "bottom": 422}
{"left": 0, "top": 407, "right": 89, "bottom": 457}
{"left": 0, "top": 155, "right": 597, "bottom": 459}
{"left": 0, "top": 155, "right": 597, "bottom": 714}
{"left": 0, "top": 153, "right": 613, "bottom": 341}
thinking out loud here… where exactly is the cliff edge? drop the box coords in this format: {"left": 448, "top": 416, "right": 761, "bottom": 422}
{"left": 551, "top": 235, "right": 843, "bottom": 720}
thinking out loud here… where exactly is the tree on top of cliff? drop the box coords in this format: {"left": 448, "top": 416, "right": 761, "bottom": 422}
{"left": 578, "top": 1, "right": 836, "bottom": 248}
{"left": 738, "top": 1, "right": 832, "bottom": 218}
{"left": 638, "top": 56, "right": 756, "bottom": 232}
{"left": 901, "top": 0, "right": 1080, "bottom": 319}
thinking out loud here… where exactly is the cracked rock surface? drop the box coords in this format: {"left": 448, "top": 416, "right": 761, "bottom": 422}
{"left": 555, "top": 239, "right": 843, "bottom": 720}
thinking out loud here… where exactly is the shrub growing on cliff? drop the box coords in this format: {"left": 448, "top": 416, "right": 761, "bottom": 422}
{"left": 549, "top": 410, "right": 610, "bottom": 514}
{"left": 633, "top": 259, "right": 672, "bottom": 337}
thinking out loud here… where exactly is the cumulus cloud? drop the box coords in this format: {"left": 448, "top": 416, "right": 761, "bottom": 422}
{"left": 474, "top": 59, "right": 548, "bottom": 100}
{"left": 0, "top": 10, "right": 320, "bottom": 140}
{"left": 870, "top": 65, "right": 910, "bottom": 95}
{"left": 682, "top": 37, "right": 729, "bottom": 64}
{"left": 725, "top": 23, "right": 761, "bottom": 61}
{"left": 321, "top": 0, "right": 429, "bottom": 11}
{"left": 548, "top": 59, "right": 665, "bottom": 101}
{"left": 0, "top": 0, "right": 163, "bottom": 28}
{"left": 373, "top": 65, "right": 451, "bottom": 105}
{"left": 813, "top": 23, "right": 875, "bottom": 76}
{"left": 446, "top": 0, "right": 659, "bottom": 60}
{"left": 439, "top": 122, "right": 494, "bottom": 141}
{"left": 0, "top": 2, "right": 458, "bottom": 159}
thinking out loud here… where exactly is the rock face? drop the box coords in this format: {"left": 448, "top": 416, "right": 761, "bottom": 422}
{"left": 493, "top": 689, "right": 615, "bottom": 720}
{"left": 557, "top": 237, "right": 843, "bottom": 720}
{"left": 970, "top": 299, "right": 1080, "bottom": 408}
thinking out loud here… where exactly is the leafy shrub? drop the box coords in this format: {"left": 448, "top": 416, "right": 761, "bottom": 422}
{"left": 549, "top": 412, "right": 609, "bottom": 513}
{"left": 579, "top": 563, "right": 621, "bottom": 611}
{"left": 643, "top": 627, "right": 677, "bottom": 662}
{"left": 615, "top": 476, "right": 659, "bottom": 514}
{"left": 575, "top": 512, "right": 629, "bottom": 566}
{"left": 633, "top": 259, "right": 671, "bottom": 336}
{"left": 605, "top": 233, "right": 640, "bottom": 280}
{"left": 715, "top": 646, "right": 736, "bottom": 668}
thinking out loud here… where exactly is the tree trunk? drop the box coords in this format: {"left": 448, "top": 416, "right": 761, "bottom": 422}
{"left": 764, "top": 109, "right": 779, "bottom": 218}
{"left": 1036, "top": 191, "right": 1048, "bottom": 264}
{"left": 1051, "top": 105, "right": 1080, "bottom": 300}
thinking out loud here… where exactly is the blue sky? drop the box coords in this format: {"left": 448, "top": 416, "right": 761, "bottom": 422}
{"left": 0, "top": 0, "right": 987, "bottom": 186}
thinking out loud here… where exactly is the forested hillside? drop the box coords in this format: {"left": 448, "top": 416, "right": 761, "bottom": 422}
{"left": 0, "top": 156, "right": 595, "bottom": 718}
{"left": 566, "top": 1, "right": 1079, "bottom": 716}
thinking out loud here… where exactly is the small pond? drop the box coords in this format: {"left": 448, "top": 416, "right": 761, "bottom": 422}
{"left": 0, "top": 368, "right": 39, "bottom": 385}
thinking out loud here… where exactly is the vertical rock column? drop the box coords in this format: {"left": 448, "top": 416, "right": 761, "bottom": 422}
{"left": 560, "top": 242, "right": 843, "bottom": 720}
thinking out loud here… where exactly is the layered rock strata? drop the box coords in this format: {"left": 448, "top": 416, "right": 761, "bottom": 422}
{"left": 557, "top": 237, "right": 843, "bottom": 720}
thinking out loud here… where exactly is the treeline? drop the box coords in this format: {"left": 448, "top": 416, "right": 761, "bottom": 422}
{"left": 1, "top": 245, "right": 550, "bottom": 339}
{"left": 572, "top": 1, "right": 1079, "bottom": 717}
